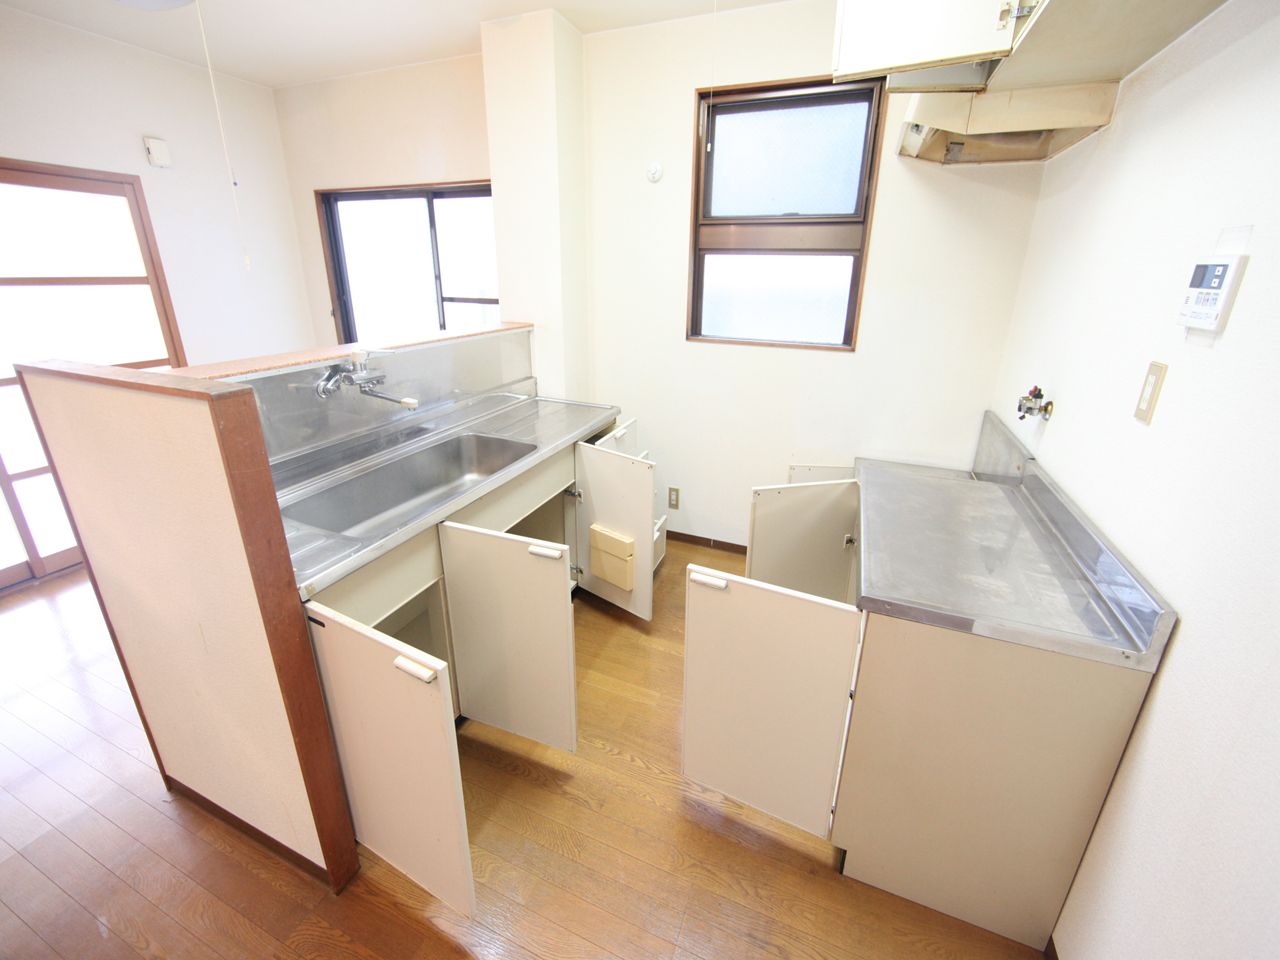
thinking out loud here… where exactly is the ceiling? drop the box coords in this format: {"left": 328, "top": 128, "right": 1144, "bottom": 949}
{"left": 3, "top": 0, "right": 784, "bottom": 88}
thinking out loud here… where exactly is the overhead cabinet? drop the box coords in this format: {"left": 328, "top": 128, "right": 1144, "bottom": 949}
{"left": 833, "top": 0, "right": 1020, "bottom": 82}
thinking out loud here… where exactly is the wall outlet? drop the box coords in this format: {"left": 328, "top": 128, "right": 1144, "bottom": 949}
{"left": 668, "top": 487, "right": 680, "bottom": 509}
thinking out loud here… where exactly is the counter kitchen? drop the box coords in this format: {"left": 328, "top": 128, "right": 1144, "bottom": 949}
{"left": 17, "top": 330, "right": 1174, "bottom": 951}
{"left": 16, "top": 324, "right": 667, "bottom": 909}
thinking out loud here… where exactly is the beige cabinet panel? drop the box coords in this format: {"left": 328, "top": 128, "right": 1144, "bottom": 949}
{"left": 574, "top": 441, "right": 655, "bottom": 621}
{"left": 440, "top": 521, "right": 577, "bottom": 752}
{"left": 683, "top": 565, "right": 860, "bottom": 837}
{"left": 747, "top": 479, "right": 859, "bottom": 604}
{"left": 832, "top": 614, "right": 1149, "bottom": 949}
{"left": 306, "top": 601, "right": 475, "bottom": 916}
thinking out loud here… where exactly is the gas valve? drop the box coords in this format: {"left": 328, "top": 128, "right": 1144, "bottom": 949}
{"left": 1017, "top": 385, "right": 1053, "bottom": 421}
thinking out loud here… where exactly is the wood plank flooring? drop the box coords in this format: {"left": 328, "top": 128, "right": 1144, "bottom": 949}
{"left": 0, "top": 542, "right": 1041, "bottom": 960}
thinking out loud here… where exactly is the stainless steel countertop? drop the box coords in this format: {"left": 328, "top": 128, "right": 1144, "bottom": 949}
{"left": 280, "top": 394, "right": 619, "bottom": 598}
{"left": 855, "top": 446, "right": 1175, "bottom": 672}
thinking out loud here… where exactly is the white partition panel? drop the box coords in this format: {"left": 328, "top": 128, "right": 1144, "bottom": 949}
{"left": 747, "top": 479, "right": 859, "bottom": 604}
{"left": 440, "top": 521, "right": 577, "bottom": 752}
{"left": 683, "top": 565, "right": 861, "bottom": 837}
{"left": 306, "top": 601, "right": 475, "bottom": 916}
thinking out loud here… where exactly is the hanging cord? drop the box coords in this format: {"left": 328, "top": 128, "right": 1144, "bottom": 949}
{"left": 194, "top": 0, "right": 250, "bottom": 270}
{"left": 707, "top": 0, "right": 718, "bottom": 154}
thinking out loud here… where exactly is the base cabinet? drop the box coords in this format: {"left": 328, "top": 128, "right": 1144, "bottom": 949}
{"left": 831, "top": 613, "right": 1150, "bottom": 949}
{"left": 303, "top": 415, "right": 665, "bottom": 912}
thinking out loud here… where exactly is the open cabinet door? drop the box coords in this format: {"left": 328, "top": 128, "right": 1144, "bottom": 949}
{"left": 574, "top": 442, "right": 655, "bottom": 621}
{"left": 747, "top": 479, "right": 859, "bottom": 604}
{"left": 439, "top": 521, "right": 577, "bottom": 752}
{"left": 683, "top": 566, "right": 861, "bottom": 837}
{"left": 305, "top": 602, "right": 475, "bottom": 915}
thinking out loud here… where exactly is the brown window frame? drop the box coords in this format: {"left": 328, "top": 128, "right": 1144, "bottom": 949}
{"left": 686, "top": 77, "right": 886, "bottom": 352}
{"left": 0, "top": 156, "right": 184, "bottom": 589}
{"left": 315, "top": 180, "right": 498, "bottom": 345}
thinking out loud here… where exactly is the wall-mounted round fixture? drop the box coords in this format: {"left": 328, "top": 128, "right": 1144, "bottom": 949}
{"left": 646, "top": 161, "right": 663, "bottom": 183}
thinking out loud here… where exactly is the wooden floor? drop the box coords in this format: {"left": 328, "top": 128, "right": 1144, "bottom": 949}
{"left": 0, "top": 539, "right": 1040, "bottom": 960}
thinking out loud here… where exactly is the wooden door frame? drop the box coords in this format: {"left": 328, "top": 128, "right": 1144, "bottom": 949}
{"left": 0, "top": 156, "right": 187, "bottom": 586}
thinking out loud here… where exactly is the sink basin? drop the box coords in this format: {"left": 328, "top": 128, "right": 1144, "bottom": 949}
{"left": 281, "top": 432, "right": 536, "bottom": 539}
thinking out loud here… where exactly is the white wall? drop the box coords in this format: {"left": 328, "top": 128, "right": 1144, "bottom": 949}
{"left": 480, "top": 11, "right": 589, "bottom": 398}
{"left": 988, "top": 1, "right": 1280, "bottom": 956}
{"left": 273, "top": 55, "right": 491, "bottom": 347}
{"left": 0, "top": 7, "right": 313, "bottom": 365}
{"left": 582, "top": 0, "right": 1043, "bottom": 543}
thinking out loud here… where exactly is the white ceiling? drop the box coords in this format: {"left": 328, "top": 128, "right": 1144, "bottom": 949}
{"left": 3, "top": 0, "right": 784, "bottom": 88}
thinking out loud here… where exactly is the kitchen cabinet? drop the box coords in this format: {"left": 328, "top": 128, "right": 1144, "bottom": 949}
{"left": 830, "top": 613, "right": 1149, "bottom": 948}
{"left": 299, "top": 416, "right": 665, "bottom": 916}
{"left": 16, "top": 327, "right": 673, "bottom": 911}
{"left": 684, "top": 426, "right": 1175, "bottom": 950}
{"left": 833, "top": 0, "right": 1020, "bottom": 82}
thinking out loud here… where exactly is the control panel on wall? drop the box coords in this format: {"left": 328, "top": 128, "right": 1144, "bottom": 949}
{"left": 1177, "top": 255, "right": 1245, "bottom": 332}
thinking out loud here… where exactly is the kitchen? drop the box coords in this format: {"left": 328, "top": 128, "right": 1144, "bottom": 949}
{"left": 0, "top": 1, "right": 1277, "bottom": 959}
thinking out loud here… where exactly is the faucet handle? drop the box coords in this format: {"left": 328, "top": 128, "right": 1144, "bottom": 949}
{"left": 398, "top": 397, "right": 419, "bottom": 410}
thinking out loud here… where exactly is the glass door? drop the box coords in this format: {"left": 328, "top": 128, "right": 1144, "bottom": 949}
{"left": 0, "top": 157, "right": 185, "bottom": 588}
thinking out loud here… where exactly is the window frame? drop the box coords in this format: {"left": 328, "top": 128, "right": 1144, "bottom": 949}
{"left": 0, "top": 156, "right": 185, "bottom": 589}
{"left": 686, "top": 78, "right": 886, "bottom": 351}
{"left": 316, "top": 181, "right": 498, "bottom": 345}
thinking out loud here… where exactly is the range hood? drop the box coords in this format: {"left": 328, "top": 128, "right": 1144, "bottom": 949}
{"left": 898, "top": 82, "right": 1117, "bottom": 164}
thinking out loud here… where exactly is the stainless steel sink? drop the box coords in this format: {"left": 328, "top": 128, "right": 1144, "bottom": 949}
{"left": 281, "top": 433, "right": 536, "bottom": 538}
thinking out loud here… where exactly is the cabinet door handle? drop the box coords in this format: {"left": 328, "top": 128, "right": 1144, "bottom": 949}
{"left": 690, "top": 572, "right": 728, "bottom": 591}
{"left": 393, "top": 655, "right": 437, "bottom": 684}
{"left": 528, "top": 545, "right": 564, "bottom": 560}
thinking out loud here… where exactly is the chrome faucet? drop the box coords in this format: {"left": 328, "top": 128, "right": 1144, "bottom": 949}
{"left": 315, "top": 351, "right": 420, "bottom": 410}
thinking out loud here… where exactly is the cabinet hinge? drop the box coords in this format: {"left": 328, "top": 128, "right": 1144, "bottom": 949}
{"left": 997, "top": 1, "right": 1037, "bottom": 29}
{"left": 564, "top": 488, "right": 582, "bottom": 501}
{"left": 570, "top": 564, "right": 583, "bottom": 577}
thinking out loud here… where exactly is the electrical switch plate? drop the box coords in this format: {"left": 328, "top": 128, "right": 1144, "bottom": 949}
{"left": 1134, "top": 361, "right": 1167, "bottom": 424}
{"left": 668, "top": 487, "right": 680, "bottom": 509}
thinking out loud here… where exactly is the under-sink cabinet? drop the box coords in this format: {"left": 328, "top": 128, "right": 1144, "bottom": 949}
{"left": 302, "top": 422, "right": 666, "bottom": 915}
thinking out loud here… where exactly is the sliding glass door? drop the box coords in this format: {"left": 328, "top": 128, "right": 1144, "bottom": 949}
{"left": 0, "top": 157, "right": 184, "bottom": 588}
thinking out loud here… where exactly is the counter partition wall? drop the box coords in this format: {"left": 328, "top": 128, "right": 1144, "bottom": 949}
{"left": 16, "top": 360, "right": 359, "bottom": 890}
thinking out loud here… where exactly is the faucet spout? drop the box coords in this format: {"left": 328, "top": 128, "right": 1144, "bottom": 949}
{"left": 358, "top": 385, "right": 419, "bottom": 410}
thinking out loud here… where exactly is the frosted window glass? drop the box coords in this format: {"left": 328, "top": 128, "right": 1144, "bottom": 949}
{"left": 337, "top": 198, "right": 439, "bottom": 346}
{"left": 443, "top": 302, "right": 501, "bottom": 330}
{"left": 0, "top": 385, "right": 47, "bottom": 474}
{"left": 0, "top": 284, "right": 166, "bottom": 376}
{"left": 0, "top": 183, "right": 146, "bottom": 277}
{"left": 0, "top": 498, "right": 25, "bottom": 569}
{"left": 435, "top": 196, "right": 499, "bottom": 300}
{"left": 700, "top": 254, "right": 854, "bottom": 345}
{"left": 13, "top": 474, "right": 76, "bottom": 557}
{"left": 708, "top": 98, "right": 869, "bottom": 217}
